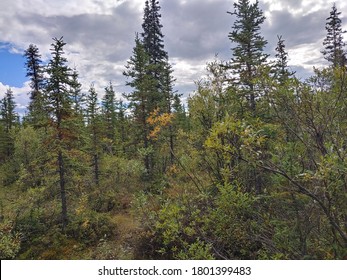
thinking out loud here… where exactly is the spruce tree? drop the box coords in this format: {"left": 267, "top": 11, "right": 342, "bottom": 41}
{"left": 86, "top": 84, "right": 101, "bottom": 186}
{"left": 228, "top": 0, "right": 268, "bottom": 113}
{"left": 274, "top": 35, "right": 295, "bottom": 83}
{"left": 0, "top": 88, "right": 18, "bottom": 157}
{"left": 228, "top": 0, "right": 268, "bottom": 194}
{"left": 141, "top": 0, "right": 167, "bottom": 65}
{"left": 70, "top": 68, "right": 85, "bottom": 115}
{"left": 161, "top": 60, "right": 177, "bottom": 163}
{"left": 322, "top": 4, "right": 346, "bottom": 67}
{"left": 45, "top": 37, "right": 73, "bottom": 230}
{"left": 141, "top": 0, "right": 174, "bottom": 112}
{"left": 102, "top": 82, "right": 117, "bottom": 149}
{"left": 140, "top": 0, "right": 177, "bottom": 167}
{"left": 124, "top": 35, "right": 156, "bottom": 174}
{"left": 116, "top": 100, "right": 128, "bottom": 154}
{"left": 0, "top": 88, "right": 18, "bottom": 133}
{"left": 68, "top": 68, "right": 87, "bottom": 149}
{"left": 24, "top": 44, "right": 46, "bottom": 126}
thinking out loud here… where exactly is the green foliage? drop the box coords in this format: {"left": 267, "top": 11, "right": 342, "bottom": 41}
{"left": 0, "top": 89, "right": 18, "bottom": 159}
{"left": 101, "top": 156, "right": 144, "bottom": 187}
{"left": 228, "top": 0, "right": 269, "bottom": 113}
{"left": 322, "top": 4, "right": 346, "bottom": 67}
{"left": 137, "top": 195, "right": 209, "bottom": 259}
{"left": 208, "top": 184, "right": 261, "bottom": 259}
{"left": 0, "top": 222, "right": 21, "bottom": 259}
{"left": 1, "top": 0, "right": 347, "bottom": 261}
{"left": 13, "top": 126, "right": 47, "bottom": 189}
{"left": 67, "top": 210, "right": 118, "bottom": 246}
{"left": 24, "top": 44, "right": 47, "bottom": 127}
{"left": 175, "top": 239, "right": 214, "bottom": 260}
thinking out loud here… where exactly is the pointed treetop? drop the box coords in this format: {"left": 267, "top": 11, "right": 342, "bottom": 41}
{"left": 141, "top": 0, "right": 167, "bottom": 63}
{"left": 274, "top": 35, "right": 295, "bottom": 83}
{"left": 322, "top": 3, "right": 346, "bottom": 67}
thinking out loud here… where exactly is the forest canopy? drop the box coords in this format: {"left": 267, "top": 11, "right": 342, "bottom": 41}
{"left": 0, "top": 0, "right": 346, "bottom": 260}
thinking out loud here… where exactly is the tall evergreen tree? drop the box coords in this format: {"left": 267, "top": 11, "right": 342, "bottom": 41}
{"left": 141, "top": 0, "right": 174, "bottom": 112}
{"left": 45, "top": 37, "right": 73, "bottom": 230}
{"left": 0, "top": 88, "right": 18, "bottom": 158}
{"left": 24, "top": 44, "right": 46, "bottom": 126}
{"left": 116, "top": 100, "right": 129, "bottom": 154}
{"left": 141, "top": 0, "right": 167, "bottom": 65}
{"left": 139, "top": 0, "right": 177, "bottom": 168}
{"left": 102, "top": 82, "right": 117, "bottom": 148}
{"left": 227, "top": 0, "right": 268, "bottom": 194}
{"left": 228, "top": 0, "right": 268, "bottom": 113}
{"left": 274, "top": 35, "right": 295, "bottom": 83}
{"left": 124, "top": 35, "right": 156, "bottom": 174}
{"left": 68, "top": 68, "right": 87, "bottom": 150}
{"left": 0, "top": 89, "right": 18, "bottom": 133}
{"left": 86, "top": 84, "right": 101, "bottom": 186}
{"left": 161, "top": 60, "right": 177, "bottom": 163}
{"left": 322, "top": 4, "right": 346, "bottom": 68}
{"left": 70, "top": 68, "right": 85, "bottom": 116}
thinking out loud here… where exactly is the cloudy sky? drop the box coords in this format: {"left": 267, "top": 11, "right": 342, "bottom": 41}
{"left": 0, "top": 0, "right": 346, "bottom": 114}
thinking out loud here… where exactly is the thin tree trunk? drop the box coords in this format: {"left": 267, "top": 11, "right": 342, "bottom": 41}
{"left": 94, "top": 153, "right": 99, "bottom": 186}
{"left": 58, "top": 150, "right": 68, "bottom": 230}
{"left": 169, "top": 124, "right": 174, "bottom": 164}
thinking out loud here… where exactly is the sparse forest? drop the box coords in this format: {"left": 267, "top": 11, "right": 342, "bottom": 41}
{"left": 1, "top": 0, "right": 346, "bottom": 260}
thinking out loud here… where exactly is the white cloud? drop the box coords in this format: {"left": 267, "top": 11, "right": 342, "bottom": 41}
{"left": 0, "top": 82, "right": 9, "bottom": 98}
{"left": 0, "top": 82, "right": 31, "bottom": 116}
{"left": 289, "top": 43, "right": 326, "bottom": 69}
{"left": 0, "top": 0, "right": 346, "bottom": 111}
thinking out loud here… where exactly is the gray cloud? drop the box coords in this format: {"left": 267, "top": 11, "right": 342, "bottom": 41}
{"left": 0, "top": 0, "right": 346, "bottom": 108}
{"left": 161, "top": 0, "right": 232, "bottom": 61}
{"left": 264, "top": 9, "right": 326, "bottom": 49}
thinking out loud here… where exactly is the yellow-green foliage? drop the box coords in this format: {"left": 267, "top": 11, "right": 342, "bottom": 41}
{"left": 0, "top": 222, "right": 21, "bottom": 259}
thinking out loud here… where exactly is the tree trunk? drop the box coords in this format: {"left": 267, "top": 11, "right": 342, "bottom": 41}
{"left": 169, "top": 124, "right": 174, "bottom": 164}
{"left": 94, "top": 153, "right": 99, "bottom": 186}
{"left": 58, "top": 150, "right": 68, "bottom": 230}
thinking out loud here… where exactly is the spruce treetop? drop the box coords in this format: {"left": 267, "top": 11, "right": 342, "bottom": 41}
{"left": 141, "top": 0, "right": 167, "bottom": 64}
{"left": 24, "top": 44, "right": 45, "bottom": 93}
{"left": 322, "top": 3, "right": 346, "bottom": 67}
{"left": 228, "top": 0, "right": 268, "bottom": 71}
{"left": 227, "top": 0, "right": 268, "bottom": 113}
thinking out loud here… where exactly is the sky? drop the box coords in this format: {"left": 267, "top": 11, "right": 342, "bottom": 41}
{"left": 0, "top": 0, "right": 346, "bottom": 115}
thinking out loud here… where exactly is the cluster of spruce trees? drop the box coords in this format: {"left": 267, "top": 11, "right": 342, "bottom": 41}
{"left": 0, "top": 0, "right": 346, "bottom": 259}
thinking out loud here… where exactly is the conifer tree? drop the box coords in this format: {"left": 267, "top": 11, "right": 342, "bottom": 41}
{"left": 45, "top": 37, "right": 73, "bottom": 230}
{"left": 274, "top": 35, "right": 295, "bottom": 83}
{"left": 0, "top": 88, "right": 18, "bottom": 133}
{"left": 161, "top": 61, "right": 177, "bottom": 163}
{"left": 116, "top": 100, "right": 129, "bottom": 154}
{"left": 141, "top": 0, "right": 174, "bottom": 112}
{"left": 86, "top": 84, "right": 101, "bottom": 186}
{"left": 0, "top": 88, "right": 18, "bottom": 157}
{"left": 102, "top": 82, "right": 117, "bottom": 151}
{"left": 172, "top": 93, "right": 189, "bottom": 131}
{"left": 24, "top": 44, "right": 46, "bottom": 126}
{"left": 70, "top": 68, "right": 85, "bottom": 115}
{"left": 141, "top": 0, "right": 167, "bottom": 65}
{"left": 124, "top": 35, "right": 156, "bottom": 174}
{"left": 228, "top": 0, "right": 268, "bottom": 113}
{"left": 322, "top": 4, "right": 346, "bottom": 67}
{"left": 139, "top": 0, "right": 177, "bottom": 167}
{"left": 227, "top": 0, "right": 268, "bottom": 194}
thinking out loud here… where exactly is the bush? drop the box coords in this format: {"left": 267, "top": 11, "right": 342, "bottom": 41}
{"left": 67, "top": 211, "right": 118, "bottom": 245}
{"left": 0, "top": 222, "right": 21, "bottom": 259}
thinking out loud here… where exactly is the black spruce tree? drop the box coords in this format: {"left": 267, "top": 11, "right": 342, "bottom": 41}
{"left": 228, "top": 0, "right": 268, "bottom": 114}
{"left": 322, "top": 4, "right": 346, "bottom": 67}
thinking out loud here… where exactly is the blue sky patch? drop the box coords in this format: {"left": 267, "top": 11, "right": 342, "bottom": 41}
{"left": 0, "top": 44, "right": 27, "bottom": 87}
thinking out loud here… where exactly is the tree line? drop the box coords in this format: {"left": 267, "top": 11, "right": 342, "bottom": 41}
{"left": 0, "top": 0, "right": 346, "bottom": 259}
